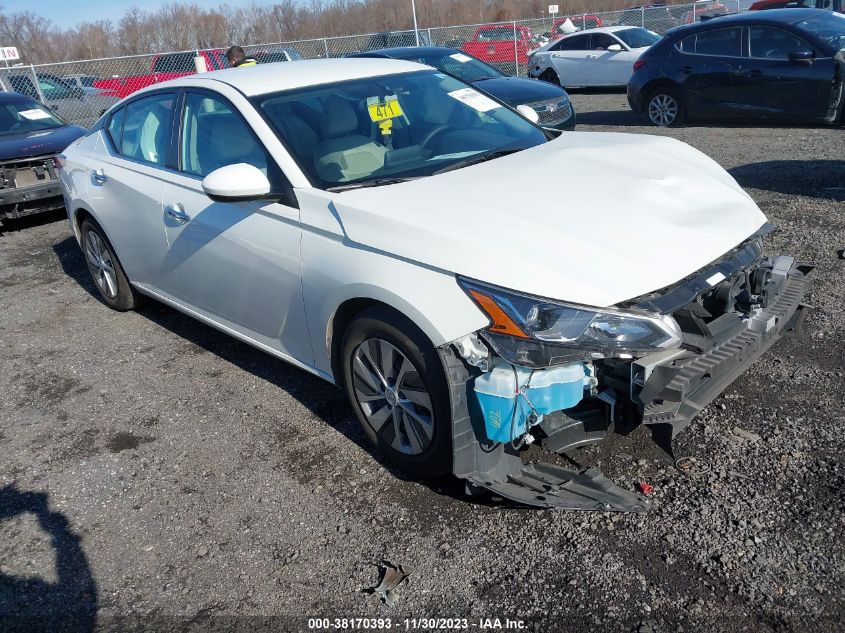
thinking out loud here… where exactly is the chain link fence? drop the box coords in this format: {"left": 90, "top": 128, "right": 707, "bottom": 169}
{"left": 1, "top": 1, "right": 743, "bottom": 127}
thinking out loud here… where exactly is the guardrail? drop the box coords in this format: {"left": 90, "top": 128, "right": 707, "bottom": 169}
{"left": 0, "top": 1, "right": 743, "bottom": 127}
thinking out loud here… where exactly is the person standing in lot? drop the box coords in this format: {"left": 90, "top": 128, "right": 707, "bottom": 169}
{"left": 225, "top": 46, "right": 257, "bottom": 67}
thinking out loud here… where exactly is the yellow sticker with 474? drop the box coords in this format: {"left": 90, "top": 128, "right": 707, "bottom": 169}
{"left": 367, "top": 95, "right": 403, "bottom": 122}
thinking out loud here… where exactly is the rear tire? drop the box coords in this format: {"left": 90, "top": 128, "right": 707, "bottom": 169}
{"left": 539, "top": 69, "right": 561, "bottom": 86}
{"left": 341, "top": 306, "right": 452, "bottom": 478}
{"left": 80, "top": 218, "right": 142, "bottom": 311}
{"left": 646, "top": 87, "right": 685, "bottom": 127}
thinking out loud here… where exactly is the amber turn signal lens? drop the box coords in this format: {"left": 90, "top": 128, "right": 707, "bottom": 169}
{"left": 469, "top": 290, "right": 529, "bottom": 339}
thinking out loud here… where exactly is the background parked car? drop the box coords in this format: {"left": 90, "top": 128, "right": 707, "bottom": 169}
{"left": 0, "top": 72, "right": 117, "bottom": 128}
{"left": 679, "top": 1, "right": 730, "bottom": 23}
{"left": 363, "top": 30, "right": 433, "bottom": 50}
{"left": 749, "top": 0, "right": 843, "bottom": 13}
{"left": 350, "top": 46, "right": 576, "bottom": 129}
{"left": 552, "top": 15, "right": 604, "bottom": 35}
{"left": 252, "top": 47, "right": 303, "bottom": 63}
{"left": 462, "top": 24, "right": 538, "bottom": 67}
{"left": 0, "top": 92, "right": 85, "bottom": 227}
{"left": 93, "top": 49, "right": 229, "bottom": 99}
{"left": 627, "top": 8, "right": 845, "bottom": 126}
{"left": 62, "top": 74, "right": 104, "bottom": 95}
{"left": 619, "top": 5, "right": 680, "bottom": 32}
{"left": 529, "top": 26, "right": 661, "bottom": 88}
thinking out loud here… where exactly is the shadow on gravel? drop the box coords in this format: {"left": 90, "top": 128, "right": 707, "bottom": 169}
{"left": 572, "top": 109, "right": 645, "bottom": 127}
{"left": 729, "top": 160, "right": 845, "bottom": 201}
{"left": 51, "top": 236, "right": 493, "bottom": 507}
{"left": 0, "top": 486, "right": 98, "bottom": 633}
{"left": 0, "top": 208, "right": 67, "bottom": 235}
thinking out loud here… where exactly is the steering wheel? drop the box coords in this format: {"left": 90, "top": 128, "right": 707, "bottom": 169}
{"left": 420, "top": 124, "right": 450, "bottom": 149}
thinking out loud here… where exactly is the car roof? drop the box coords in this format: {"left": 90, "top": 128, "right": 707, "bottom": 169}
{"left": 0, "top": 92, "right": 37, "bottom": 104}
{"left": 670, "top": 6, "right": 824, "bottom": 33}
{"left": 561, "top": 25, "right": 644, "bottom": 36}
{"left": 165, "top": 58, "right": 430, "bottom": 96}
{"left": 351, "top": 46, "right": 464, "bottom": 59}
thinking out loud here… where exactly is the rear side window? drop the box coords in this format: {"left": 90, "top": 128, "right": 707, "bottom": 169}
{"left": 553, "top": 34, "right": 591, "bottom": 51}
{"left": 679, "top": 28, "right": 743, "bottom": 56}
{"left": 119, "top": 93, "right": 175, "bottom": 166}
{"left": 107, "top": 108, "right": 124, "bottom": 148}
{"left": 749, "top": 26, "right": 810, "bottom": 59}
{"left": 7, "top": 76, "right": 37, "bottom": 100}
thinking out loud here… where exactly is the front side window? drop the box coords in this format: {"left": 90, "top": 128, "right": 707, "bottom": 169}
{"left": 749, "top": 26, "right": 811, "bottom": 59}
{"left": 120, "top": 93, "right": 175, "bottom": 166}
{"left": 180, "top": 92, "right": 275, "bottom": 179}
{"left": 255, "top": 70, "right": 546, "bottom": 189}
{"left": 80, "top": 76, "right": 97, "bottom": 88}
{"left": 591, "top": 34, "right": 620, "bottom": 50}
{"left": 0, "top": 99, "right": 65, "bottom": 136}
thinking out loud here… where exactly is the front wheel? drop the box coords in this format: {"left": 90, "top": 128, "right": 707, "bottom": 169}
{"left": 341, "top": 306, "right": 452, "bottom": 478}
{"left": 647, "top": 88, "right": 685, "bottom": 127}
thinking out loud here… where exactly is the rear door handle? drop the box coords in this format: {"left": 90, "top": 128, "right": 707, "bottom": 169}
{"left": 165, "top": 203, "right": 190, "bottom": 223}
{"left": 92, "top": 168, "right": 107, "bottom": 184}
{"left": 682, "top": 65, "right": 694, "bottom": 74}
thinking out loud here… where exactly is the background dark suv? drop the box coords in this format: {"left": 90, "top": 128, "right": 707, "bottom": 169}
{"left": 627, "top": 8, "right": 845, "bottom": 126}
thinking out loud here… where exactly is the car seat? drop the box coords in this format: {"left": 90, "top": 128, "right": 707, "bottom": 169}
{"left": 313, "top": 96, "right": 387, "bottom": 182}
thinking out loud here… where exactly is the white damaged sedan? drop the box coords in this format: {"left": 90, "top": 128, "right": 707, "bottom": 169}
{"left": 60, "top": 59, "right": 810, "bottom": 511}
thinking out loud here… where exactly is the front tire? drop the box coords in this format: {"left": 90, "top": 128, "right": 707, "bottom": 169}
{"left": 341, "top": 306, "right": 452, "bottom": 478}
{"left": 646, "top": 87, "right": 685, "bottom": 127}
{"left": 80, "top": 218, "right": 141, "bottom": 311}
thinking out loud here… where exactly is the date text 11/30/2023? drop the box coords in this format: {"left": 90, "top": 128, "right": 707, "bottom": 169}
{"left": 307, "top": 617, "right": 527, "bottom": 629}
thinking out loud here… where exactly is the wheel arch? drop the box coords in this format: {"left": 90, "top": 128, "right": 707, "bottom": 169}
{"left": 641, "top": 78, "right": 684, "bottom": 101}
{"left": 327, "top": 293, "right": 446, "bottom": 388}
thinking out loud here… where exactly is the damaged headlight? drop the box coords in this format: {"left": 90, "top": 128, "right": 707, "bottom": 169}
{"left": 459, "top": 278, "right": 683, "bottom": 367}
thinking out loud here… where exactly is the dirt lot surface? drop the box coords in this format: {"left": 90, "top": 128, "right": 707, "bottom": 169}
{"left": 1, "top": 93, "right": 843, "bottom": 633}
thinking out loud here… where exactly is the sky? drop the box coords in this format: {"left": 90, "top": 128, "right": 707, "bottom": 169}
{"left": 3, "top": 0, "right": 203, "bottom": 28}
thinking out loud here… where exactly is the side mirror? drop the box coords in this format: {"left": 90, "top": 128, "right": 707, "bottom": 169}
{"left": 607, "top": 44, "right": 623, "bottom": 52}
{"left": 515, "top": 104, "right": 540, "bottom": 124}
{"left": 788, "top": 49, "right": 814, "bottom": 64}
{"left": 202, "top": 163, "right": 272, "bottom": 202}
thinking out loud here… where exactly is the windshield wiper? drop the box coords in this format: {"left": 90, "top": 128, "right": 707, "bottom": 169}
{"left": 432, "top": 149, "right": 522, "bottom": 175}
{"left": 326, "top": 177, "right": 420, "bottom": 192}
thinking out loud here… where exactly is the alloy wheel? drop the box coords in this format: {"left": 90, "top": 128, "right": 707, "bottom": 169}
{"left": 351, "top": 338, "right": 435, "bottom": 456}
{"left": 85, "top": 231, "right": 118, "bottom": 299}
{"left": 648, "top": 93, "right": 678, "bottom": 126}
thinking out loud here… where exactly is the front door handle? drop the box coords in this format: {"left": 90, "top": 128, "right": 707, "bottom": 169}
{"left": 747, "top": 69, "right": 763, "bottom": 79}
{"left": 165, "top": 203, "right": 190, "bottom": 223}
{"left": 92, "top": 168, "right": 107, "bottom": 184}
{"left": 681, "top": 65, "right": 694, "bottom": 74}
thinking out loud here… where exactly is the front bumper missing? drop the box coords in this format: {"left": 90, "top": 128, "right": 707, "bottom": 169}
{"left": 635, "top": 259, "right": 812, "bottom": 443}
{"left": 444, "top": 254, "right": 812, "bottom": 513}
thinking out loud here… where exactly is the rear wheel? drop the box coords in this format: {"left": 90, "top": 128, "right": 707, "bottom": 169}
{"left": 341, "top": 306, "right": 452, "bottom": 478}
{"left": 80, "top": 218, "right": 141, "bottom": 311}
{"left": 647, "top": 87, "right": 685, "bottom": 127}
{"left": 539, "top": 69, "right": 561, "bottom": 86}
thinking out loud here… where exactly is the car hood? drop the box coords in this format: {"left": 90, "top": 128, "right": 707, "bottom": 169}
{"left": 330, "top": 132, "right": 767, "bottom": 308}
{"left": 0, "top": 125, "right": 87, "bottom": 161}
{"left": 472, "top": 76, "right": 567, "bottom": 106}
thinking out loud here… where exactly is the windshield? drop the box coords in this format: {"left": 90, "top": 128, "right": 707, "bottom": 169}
{"left": 402, "top": 51, "right": 504, "bottom": 81}
{"left": 795, "top": 12, "right": 845, "bottom": 52}
{"left": 615, "top": 27, "right": 662, "bottom": 48}
{"left": 0, "top": 100, "right": 65, "bottom": 136}
{"left": 255, "top": 70, "right": 546, "bottom": 189}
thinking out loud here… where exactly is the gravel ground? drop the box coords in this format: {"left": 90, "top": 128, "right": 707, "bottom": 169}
{"left": 1, "top": 93, "right": 843, "bottom": 633}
